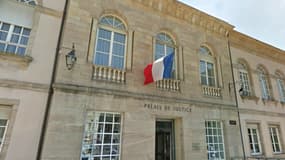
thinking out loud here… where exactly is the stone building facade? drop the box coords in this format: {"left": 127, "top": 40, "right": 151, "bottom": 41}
{"left": 230, "top": 31, "right": 285, "bottom": 159}
{"left": 0, "top": 0, "right": 65, "bottom": 160}
{"left": 40, "top": 0, "right": 246, "bottom": 160}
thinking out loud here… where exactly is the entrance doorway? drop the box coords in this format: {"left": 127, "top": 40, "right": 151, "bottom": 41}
{"left": 155, "top": 120, "right": 175, "bottom": 160}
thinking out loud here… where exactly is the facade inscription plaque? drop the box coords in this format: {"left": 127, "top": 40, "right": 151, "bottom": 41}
{"left": 144, "top": 103, "right": 192, "bottom": 112}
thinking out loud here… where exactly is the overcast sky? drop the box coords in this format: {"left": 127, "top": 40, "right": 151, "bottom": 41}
{"left": 178, "top": 0, "right": 285, "bottom": 50}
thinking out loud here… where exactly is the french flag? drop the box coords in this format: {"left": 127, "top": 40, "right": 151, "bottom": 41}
{"left": 144, "top": 53, "right": 174, "bottom": 85}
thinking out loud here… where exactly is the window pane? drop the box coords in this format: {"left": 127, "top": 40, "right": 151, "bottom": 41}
{"left": 20, "top": 36, "right": 29, "bottom": 45}
{"left": 10, "top": 35, "right": 20, "bottom": 43}
{"left": 22, "top": 28, "right": 31, "bottom": 36}
{"left": 155, "top": 43, "right": 164, "bottom": 60}
{"left": 207, "top": 62, "right": 214, "bottom": 76}
{"left": 6, "top": 45, "right": 16, "bottom": 53}
{"left": 0, "top": 32, "right": 8, "bottom": 41}
{"left": 200, "top": 61, "right": 206, "bottom": 76}
{"left": 96, "top": 39, "right": 110, "bottom": 53}
{"left": 114, "top": 33, "right": 125, "bottom": 43}
{"left": 98, "top": 28, "right": 111, "bottom": 40}
{"left": 0, "top": 43, "right": 5, "bottom": 51}
{"left": 95, "top": 52, "right": 109, "bottom": 66}
{"left": 112, "top": 43, "right": 125, "bottom": 56}
{"left": 166, "top": 46, "right": 174, "bottom": 55}
{"left": 13, "top": 26, "right": 21, "bottom": 34}
{"left": 111, "top": 56, "right": 124, "bottom": 69}
{"left": 1, "top": 23, "right": 10, "bottom": 31}
{"left": 16, "top": 47, "right": 26, "bottom": 56}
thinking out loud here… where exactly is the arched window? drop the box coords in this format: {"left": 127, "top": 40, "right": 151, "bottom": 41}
{"left": 155, "top": 32, "right": 176, "bottom": 78}
{"left": 17, "top": 0, "right": 37, "bottom": 6}
{"left": 276, "top": 72, "right": 285, "bottom": 102}
{"left": 94, "top": 16, "right": 127, "bottom": 70}
{"left": 199, "top": 46, "right": 215, "bottom": 86}
{"left": 257, "top": 66, "right": 271, "bottom": 100}
{"left": 238, "top": 62, "right": 251, "bottom": 96}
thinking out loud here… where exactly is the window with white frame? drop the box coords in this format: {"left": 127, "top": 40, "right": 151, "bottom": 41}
{"left": 276, "top": 73, "right": 285, "bottom": 103}
{"left": 94, "top": 16, "right": 126, "bottom": 70}
{"left": 239, "top": 63, "right": 251, "bottom": 96}
{"left": 247, "top": 124, "right": 262, "bottom": 155}
{"left": 258, "top": 67, "right": 271, "bottom": 100}
{"left": 0, "top": 119, "right": 8, "bottom": 152}
{"left": 269, "top": 126, "right": 282, "bottom": 153}
{"left": 199, "top": 46, "right": 216, "bottom": 87}
{"left": 81, "top": 111, "right": 121, "bottom": 160}
{"left": 155, "top": 32, "right": 176, "bottom": 78}
{"left": 0, "top": 21, "right": 31, "bottom": 56}
{"left": 205, "top": 120, "right": 225, "bottom": 160}
{"left": 17, "top": 0, "right": 37, "bottom": 6}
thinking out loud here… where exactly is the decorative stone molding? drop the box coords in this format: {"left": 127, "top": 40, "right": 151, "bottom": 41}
{"left": 92, "top": 65, "right": 126, "bottom": 83}
{"left": 0, "top": 51, "right": 33, "bottom": 69}
{"left": 202, "top": 85, "right": 221, "bottom": 97}
{"left": 156, "top": 79, "right": 180, "bottom": 91}
{"left": 132, "top": 0, "right": 234, "bottom": 37}
{"left": 0, "top": 79, "right": 49, "bottom": 92}
{"left": 240, "top": 95, "right": 259, "bottom": 104}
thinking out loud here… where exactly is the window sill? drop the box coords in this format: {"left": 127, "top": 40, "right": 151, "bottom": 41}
{"left": 0, "top": 51, "right": 33, "bottom": 68}
{"left": 240, "top": 95, "right": 259, "bottom": 103}
{"left": 261, "top": 97, "right": 278, "bottom": 106}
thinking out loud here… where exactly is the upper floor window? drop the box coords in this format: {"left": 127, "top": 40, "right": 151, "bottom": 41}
{"left": 199, "top": 46, "right": 215, "bottom": 87}
{"left": 257, "top": 66, "right": 271, "bottom": 100}
{"left": 93, "top": 16, "right": 126, "bottom": 70}
{"left": 17, "top": 0, "right": 37, "bottom": 6}
{"left": 155, "top": 32, "right": 176, "bottom": 79}
{"left": 238, "top": 63, "right": 251, "bottom": 96}
{"left": 276, "top": 72, "right": 285, "bottom": 103}
{"left": 0, "top": 21, "right": 31, "bottom": 56}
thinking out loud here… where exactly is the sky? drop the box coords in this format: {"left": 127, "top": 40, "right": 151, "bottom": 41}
{"left": 178, "top": 0, "right": 285, "bottom": 50}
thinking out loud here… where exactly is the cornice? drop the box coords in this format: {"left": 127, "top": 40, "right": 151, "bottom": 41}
{"left": 0, "top": 79, "right": 49, "bottom": 92}
{"left": 229, "top": 30, "right": 285, "bottom": 64}
{"left": 131, "top": 0, "right": 234, "bottom": 37}
{"left": 239, "top": 108, "right": 285, "bottom": 118}
{"left": 53, "top": 82, "right": 237, "bottom": 110}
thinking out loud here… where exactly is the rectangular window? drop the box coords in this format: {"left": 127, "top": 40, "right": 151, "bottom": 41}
{"left": 247, "top": 124, "right": 262, "bottom": 155}
{"left": 259, "top": 74, "right": 270, "bottom": 100}
{"left": 81, "top": 111, "right": 121, "bottom": 160}
{"left": 269, "top": 126, "right": 282, "bottom": 153}
{"left": 205, "top": 120, "right": 225, "bottom": 160}
{"left": 0, "top": 21, "right": 31, "bottom": 56}
{"left": 0, "top": 119, "right": 8, "bottom": 152}
{"left": 200, "top": 60, "right": 215, "bottom": 86}
{"left": 239, "top": 71, "right": 251, "bottom": 96}
{"left": 277, "top": 79, "right": 285, "bottom": 102}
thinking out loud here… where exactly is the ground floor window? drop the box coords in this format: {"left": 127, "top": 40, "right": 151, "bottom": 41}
{"left": 205, "top": 120, "right": 225, "bottom": 160}
{"left": 0, "top": 119, "right": 8, "bottom": 152}
{"left": 81, "top": 111, "right": 121, "bottom": 160}
{"left": 247, "top": 124, "right": 262, "bottom": 155}
{"left": 269, "top": 126, "right": 282, "bottom": 153}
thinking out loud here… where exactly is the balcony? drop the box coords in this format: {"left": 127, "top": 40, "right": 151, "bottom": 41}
{"left": 156, "top": 79, "right": 180, "bottom": 91}
{"left": 202, "top": 85, "right": 221, "bottom": 97}
{"left": 92, "top": 65, "right": 126, "bottom": 83}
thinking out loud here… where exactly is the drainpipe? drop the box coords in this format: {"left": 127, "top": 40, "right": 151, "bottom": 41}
{"left": 226, "top": 31, "right": 246, "bottom": 160}
{"left": 36, "top": 0, "right": 69, "bottom": 159}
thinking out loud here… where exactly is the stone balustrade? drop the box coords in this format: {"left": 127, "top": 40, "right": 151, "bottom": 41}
{"left": 156, "top": 79, "right": 180, "bottom": 91}
{"left": 202, "top": 85, "right": 221, "bottom": 97}
{"left": 92, "top": 65, "right": 126, "bottom": 83}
